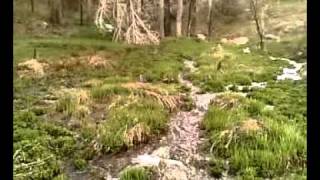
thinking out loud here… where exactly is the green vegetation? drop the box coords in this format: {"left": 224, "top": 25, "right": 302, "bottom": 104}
{"left": 14, "top": 30, "right": 208, "bottom": 178}
{"left": 14, "top": 111, "right": 76, "bottom": 179}
{"left": 98, "top": 96, "right": 169, "bottom": 152}
{"left": 187, "top": 44, "right": 290, "bottom": 92}
{"left": 119, "top": 167, "right": 151, "bottom": 180}
{"left": 203, "top": 81, "right": 306, "bottom": 179}
{"left": 14, "top": 1, "right": 306, "bottom": 178}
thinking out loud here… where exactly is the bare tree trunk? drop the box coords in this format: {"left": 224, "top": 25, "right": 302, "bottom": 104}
{"left": 49, "top": 0, "right": 63, "bottom": 25}
{"left": 208, "top": 0, "right": 214, "bottom": 39}
{"left": 137, "top": 0, "right": 142, "bottom": 14}
{"left": 187, "top": 0, "right": 196, "bottom": 36}
{"left": 80, "top": 0, "right": 84, "bottom": 25}
{"left": 207, "top": 0, "right": 212, "bottom": 22}
{"left": 250, "top": 0, "right": 265, "bottom": 50}
{"left": 176, "top": 0, "right": 183, "bottom": 37}
{"left": 86, "top": 0, "right": 93, "bottom": 24}
{"left": 30, "top": 0, "right": 34, "bottom": 13}
{"left": 159, "top": 0, "right": 165, "bottom": 38}
{"left": 190, "top": 0, "right": 198, "bottom": 36}
{"left": 164, "top": 0, "right": 171, "bottom": 36}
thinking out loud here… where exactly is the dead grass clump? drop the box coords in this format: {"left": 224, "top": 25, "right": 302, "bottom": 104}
{"left": 107, "top": 94, "right": 139, "bottom": 110}
{"left": 17, "top": 59, "right": 49, "bottom": 78}
{"left": 82, "top": 79, "right": 103, "bottom": 87}
{"left": 87, "top": 55, "right": 112, "bottom": 69}
{"left": 210, "top": 44, "right": 225, "bottom": 60}
{"left": 210, "top": 118, "right": 264, "bottom": 152}
{"left": 74, "top": 105, "right": 91, "bottom": 119}
{"left": 56, "top": 88, "right": 90, "bottom": 105}
{"left": 211, "top": 93, "right": 243, "bottom": 109}
{"left": 123, "top": 123, "right": 151, "bottom": 147}
{"left": 238, "top": 118, "right": 263, "bottom": 133}
{"left": 143, "top": 90, "right": 181, "bottom": 112}
{"left": 121, "top": 82, "right": 182, "bottom": 111}
{"left": 54, "top": 88, "right": 91, "bottom": 118}
{"left": 121, "top": 82, "right": 168, "bottom": 95}
{"left": 51, "top": 58, "right": 83, "bottom": 71}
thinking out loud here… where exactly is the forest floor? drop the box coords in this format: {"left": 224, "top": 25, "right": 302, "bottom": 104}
{"left": 13, "top": 1, "right": 306, "bottom": 180}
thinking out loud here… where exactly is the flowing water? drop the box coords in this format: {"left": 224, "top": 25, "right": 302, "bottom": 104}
{"left": 68, "top": 56, "right": 306, "bottom": 180}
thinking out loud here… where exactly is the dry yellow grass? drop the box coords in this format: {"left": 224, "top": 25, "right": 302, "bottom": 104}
{"left": 17, "top": 59, "right": 48, "bottom": 78}
{"left": 123, "top": 123, "right": 151, "bottom": 147}
{"left": 121, "top": 82, "right": 182, "bottom": 111}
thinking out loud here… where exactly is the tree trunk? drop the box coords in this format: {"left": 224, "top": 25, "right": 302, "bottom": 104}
{"left": 159, "top": 0, "right": 165, "bottom": 38}
{"left": 207, "top": 0, "right": 212, "bottom": 22}
{"left": 86, "top": 0, "right": 93, "bottom": 24}
{"left": 250, "top": 0, "right": 265, "bottom": 50}
{"left": 80, "top": 0, "right": 84, "bottom": 25}
{"left": 30, "top": 0, "right": 34, "bottom": 13}
{"left": 190, "top": 0, "right": 198, "bottom": 36}
{"left": 176, "top": 0, "right": 183, "bottom": 37}
{"left": 164, "top": 0, "right": 171, "bottom": 36}
{"left": 137, "top": 0, "right": 142, "bottom": 14}
{"left": 49, "top": 0, "right": 63, "bottom": 25}
{"left": 208, "top": 0, "right": 214, "bottom": 39}
{"left": 187, "top": 0, "right": 196, "bottom": 36}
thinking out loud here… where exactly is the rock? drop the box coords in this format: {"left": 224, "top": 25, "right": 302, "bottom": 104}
{"left": 196, "top": 34, "right": 206, "bottom": 41}
{"left": 131, "top": 154, "right": 161, "bottom": 167}
{"left": 264, "top": 34, "right": 280, "bottom": 42}
{"left": 283, "top": 68, "right": 296, "bottom": 74}
{"left": 269, "top": 56, "right": 278, "bottom": 60}
{"left": 264, "top": 105, "right": 274, "bottom": 111}
{"left": 160, "top": 159, "right": 189, "bottom": 180}
{"left": 152, "top": 146, "right": 170, "bottom": 159}
{"left": 104, "top": 23, "right": 114, "bottom": 32}
{"left": 220, "top": 38, "right": 228, "bottom": 44}
{"left": 242, "top": 47, "right": 251, "bottom": 54}
{"left": 221, "top": 36, "right": 249, "bottom": 45}
{"left": 295, "top": 20, "right": 305, "bottom": 27}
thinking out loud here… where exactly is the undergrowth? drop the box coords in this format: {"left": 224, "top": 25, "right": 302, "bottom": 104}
{"left": 203, "top": 81, "right": 306, "bottom": 179}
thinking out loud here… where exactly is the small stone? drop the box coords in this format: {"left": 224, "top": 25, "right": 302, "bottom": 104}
{"left": 242, "top": 47, "right": 251, "bottom": 54}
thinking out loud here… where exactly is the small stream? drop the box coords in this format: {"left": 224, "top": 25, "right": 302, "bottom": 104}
{"left": 69, "top": 56, "right": 306, "bottom": 180}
